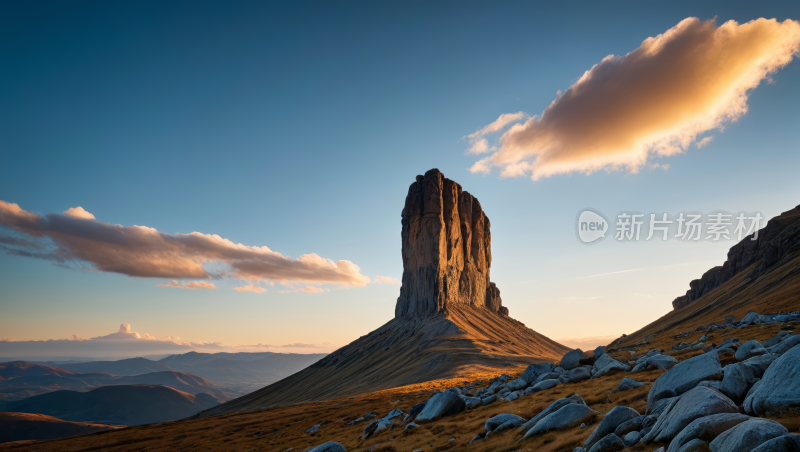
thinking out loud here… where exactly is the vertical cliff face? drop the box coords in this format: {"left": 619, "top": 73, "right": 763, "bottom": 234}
{"left": 395, "top": 169, "right": 506, "bottom": 318}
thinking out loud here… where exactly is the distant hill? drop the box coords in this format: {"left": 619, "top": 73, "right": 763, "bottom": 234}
{"left": 56, "top": 357, "right": 175, "bottom": 375}
{"left": 0, "top": 367, "right": 237, "bottom": 402}
{"left": 0, "top": 412, "right": 123, "bottom": 443}
{"left": 0, "top": 362, "right": 78, "bottom": 379}
{"left": 0, "top": 385, "right": 219, "bottom": 426}
{"left": 158, "top": 351, "right": 327, "bottom": 393}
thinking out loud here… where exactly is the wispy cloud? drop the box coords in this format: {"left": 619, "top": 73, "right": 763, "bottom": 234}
{"left": 280, "top": 286, "right": 330, "bottom": 293}
{"left": 464, "top": 112, "right": 526, "bottom": 154}
{"left": 234, "top": 285, "right": 267, "bottom": 293}
{"left": 373, "top": 275, "right": 400, "bottom": 285}
{"left": 469, "top": 17, "right": 800, "bottom": 179}
{"left": 0, "top": 200, "right": 371, "bottom": 289}
{"left": 156, "top": 280, "right": 217, "bottom": 289}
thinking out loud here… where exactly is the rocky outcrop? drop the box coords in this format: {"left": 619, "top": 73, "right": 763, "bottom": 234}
{"left": 396, "top": 169, "right": 507, "bottom": 318}
{"left": 672, "top": 205, "right": 800, "bottom": 310}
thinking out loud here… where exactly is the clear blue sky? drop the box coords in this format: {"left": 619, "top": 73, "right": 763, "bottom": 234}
{"left": 1, "top": 0, "right": 799, "bottom": 354}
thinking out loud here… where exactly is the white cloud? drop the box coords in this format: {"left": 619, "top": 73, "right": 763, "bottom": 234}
{"left": 373, "top": 275, "right": 400, "bottom": 285}
{"left": 62, "top": 206, "right": 95, "bottom": 220}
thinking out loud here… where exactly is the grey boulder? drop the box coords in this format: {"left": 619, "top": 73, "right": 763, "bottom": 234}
{"left": 614, "top": 415, "right": 645, "bottom": 437}
{"left": 535, "top": 372, "right": 562, "bottom": 384}
{"left": 309, "top": 442, "right": 347, "bottom": 452}
{"left": 583, "top": 406, "right": 640, "bottom": 450}
{"left": 720, "top": 353, "right": 779, "bottom": 401}
{"left": 524, "top": 403, "right": 600, "bottom": 438}
{"left": 647, "top": 351, "right": 723, "bottom": 413}
{"left": 464, "top": 397, "right": 482, "bottom": 410}
{"left": 616, "top": 378, "right": 644, "bottom": 392}
{"left": 481, "top": 394, "right": 497, "bottom": 406}
{"left": 770, "top": 335, "right": 800, "bottom": 355}
{"left": 744, "top": 341, "right": 800, "bottom": 416}
{"left": 485, "top": 413, "right": 525, "bottom": 435}
{"left": 595, "top": 346, "right": 606, "bottom": 359}
{"left": 666, "top": 413, "right": 751, "bottom": 452}
{"left": 764, "top": 331, "right": 793, "bottom": 348}
{"left": 623, "top": 430, "right": 641, "bottom": 447}
{"left": 568, "top": 367, "right": 591, "bottom": 383}
{"left": 414, "top": 391, "right": 465, "bottom": 423}
{"left": 709, "top": 418, "right": 788, "bottom": 452}
{"left": 751, "top": 434, "right": 800, "bottom": 452}
{"left": 532, "top": 379, "right": 560, "bottom": 392}
{"left": 521, "top": 363, "right": 555, "bottom": 383}
{"left": 587, "top": 433, "right": 624, "bottom": 452}
{"left": 735, "top": 340, "right": 768, "bottom": 361}
{"left": 677, "top": 439, "right": 710, "bottom": 452}
{"left": 644, "top": 386, "right": 738, "bottom": 443}
{"left": 519, "top": 397, "right": 583, "bottom": 432}
{"left": 506, "top": 378, "right": 529, "bottom": 391}
{"left": 561, "top": 349, "right": 589, "bottom": 370}
{"left": 403, "top": 402, "right": 427, "bottom": 422}
{"left": 593, "top": 360, "right": 626, "bottom": 379}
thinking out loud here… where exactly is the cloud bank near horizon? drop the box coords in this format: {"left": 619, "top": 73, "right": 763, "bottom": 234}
{"left": 0, "top": 323, "right": 336, "bottom": 358}
{"left": 0, "top": 200, "right": 371, "bottom": 290}
{"left": 468, "top": 17, "right": 800, "bottom": 179}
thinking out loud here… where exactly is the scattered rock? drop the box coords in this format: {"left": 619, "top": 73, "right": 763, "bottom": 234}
{"left": 716, "top": 338, "right": 742, "bottom": 350}
{"left": 521, "top": 363, "right": 555, "bottom": 383}
{"left": 306, "top": 424, "right": 320, "bottom": 433}
{"left": 506, "top": 378, "right": 528, "bottom": 391}
{"left": 481, "top": 395, "right": 497, "bottom": 406}
{"left": 614, "top": 378, "right": 644, "bottom": 393}
{"left": 524, "top": 403, "right": 600, "bottom": 438}
{"left": 464, "top": 397, "right": 482, "bottom": 410}
{"left": 666, "top": 413, "right": 751, "bottom": 452}
{"left": 404, "top": 423, "right": 418, "bottom": 430}
{"left": 623, "top": 430, "right": 641, "bottom": 447}
{"left": 735, "top": 340, "right": 768, "bottom": 361}
{"left": 677, "top": 438, "right": 710, "bottom": 452}
{"left": 415, "top": 391, "right": 465, "bottom": 423}
{"left": 647, "top": 351, "right": 723, "bottom": 413}
{"left": 725, "top": 315, "right": 736, "bottom": 324}
{"left": 595, "top": 346, "right": 606, "bottom": 359}
{"left": 709, "top": 418, "right": 788, "bottom": 452}
{"left": 561, "top": 349, "right": 589, "bottom": 370}
{"left": 485, "top": 413, "right": 525, "bottom": 435}
{"left": 744, "top": 341, "right": 800, "bottom": 416}
{"left": 502, "top": 391, "right": 519, "bottom": 401}
{"left": 750, "top": 434, "right": 800, "bottom": 452}
{"left": 593, "top": 360, "right": 626, "bottom": 379}
{"left": 568, "top": 367, "right": 591, "bottom": 383}
{"left": 769, "top": 335, "right": 800, "bottom": 355}
{"left": 518, "top": 397, "right": 584, "bottom": 432}
{"left": 308, "top": 442, "right": 347, "bottom": 452}
{"left": 469, "top": 433, "right": 485, "bottom": 445}
{"left": 720, "top": 353, "right": 779, "bottom": 401}
{"left": 587, "top": 433, "right": 625, "bottom": 452}
{"left": 740, "top": 311, "right": 762, "bottom": 325}
{"left": 535, "top": 372, "right": 562, "bottom": 383}
{"left": 644, "top": 386, "right": 738, "bottom": 443}
{"left": 614, "top": 416, "right": 645, "bottom": 437}
{"left": 764, "top": 331, "right": 793, "bottom": 348}
{"left": 531, "top": 379, "right": 560, "bottom": 392}
{"left": 584, "top": 406, "right": 640, "bottom": 450}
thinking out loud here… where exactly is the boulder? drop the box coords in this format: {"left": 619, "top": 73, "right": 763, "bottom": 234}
{"left": 593, "top": 360, "right": 626, "bottom": 379}
{"left": 735, "top": 340, "right": 768, "bottom": 361}
{"left": 488, "top": 380, "right": 504, "bottom": 394}
{"left": 666, "top": 413, "right": 751, "bottom": 452}
{"left": 647, "top": 355, "right": 679, "bottom": 371}
{"left": 518, "top": 398, "right": 582, "bottom": 432}
{"left": 562, "top": 349, "right": 588, "bottom": 370}
{"left": 587, "top": 433, "right": 624, "bottom": 452}
{"left": 744, "top": 341, "right": 800, "bottom": 416}
{"left": 469, "top": 433, "right": 485, "bottom": 445}
{"left": 751, "top": 434, "right": 800, "bottom": 452}
{"left": 464, "top": 397, "right": 482, "bottom": 410}
{"left": 769, "top": 335, "right": 800, "bottom": 355}
{"left": 565, "top": 367, "right": 592, "bottom": 383}
{"left": 697, "top": 380, "right": 723, "bottom": 391}
{"left": 644, "top": 386, "right": 738, "bottom": 443}
{"left": 524, "top": 403, "right": 600, "bottom": 438}
{"left": 403, "top": 402, "right": 427, "bottom": 422}
{"left": 404, "top": 422, "right": 418, "bottom": 430}
{"left": 481, "top": 395, "right": 497, "bottom": 406}
{"left": 647, "top": 352, "right": 723, "bottom": 413}
{"left": 677, "top": 439, "right": 710, "bottom": 452}
{"left": 583, "top": 406, "right": 640, "bottom": 450}
{"left": 531, "top": 379, "right": 560, "bottom": 392}
{"left": 535, "top": 372, "right": 562, "bottom": 384}
{"left": 506, "top": 378, "right": 528, "bottom": 391}
{"left": 502, "top": 391, "right": 519, "bottom": 401}
{"left": 485, "top": 413, "right": 525, "bottom": 433}
{"left": 740, "top": 311, "right": 762, "bottom": 325}
{"left": 616, "top": 378, "right": 644, "bottom": 392}
{"left": 720, "top": 353, "right": 779, "bottom": 401}
{"left": 414, "top": 391, "right": 465, "bottom": 423}
{"left": 709, "top": 418, "right": 789, "bottom": 452}
{"left": 521, "top": 363, "right": 555, "bottom": 383}
{"left": 595, "top": 346, "right": 606, "bottom": 359}
{"left": 593, "top": 354, "right": 616, "bottom": 373}
{"left": 614, "top": 415, "right": 645, "bottom": 437}
{"left": 764, "top": 331, "right": 793, "bottom": 348}
{"left": 623, "top": 430, "right": 641, "bottom": 447}
{"left": 716, "top": 338, "right": 741, "bottom": 350}
{"left": 309, "top": 442, "right": 347, "bottom": 452}
{"left": 725, "top": 315, "right": 736, "bottom": 324}
{"left": 650, "top": 396, "right": 680, "bottom": 418}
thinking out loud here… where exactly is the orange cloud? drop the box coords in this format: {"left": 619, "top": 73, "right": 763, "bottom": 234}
{"left": 0, "top": 200, "right": 371, "bottom": 287}
{"left": 280, "top": 286, "right": 330, "bottom": 293}
{"left": 469, "top": 17, "right": 800, "bottom": 179}
{"left": 63, "top": 206, "right": 95, "bottom": 220}
{"left": 234, "top": 285, "right": 267, "bottom": 293}
{"left": 156, "top": 280, "right": 217, "bottom": 289}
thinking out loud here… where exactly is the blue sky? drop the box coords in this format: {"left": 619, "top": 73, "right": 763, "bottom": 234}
{"left": 1, "top": 0, "right": 799, "bottom": 355}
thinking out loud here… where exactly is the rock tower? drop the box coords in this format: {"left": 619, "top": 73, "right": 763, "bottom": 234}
{"left": 395, "top": 169, "right": 507, "bottom": 318}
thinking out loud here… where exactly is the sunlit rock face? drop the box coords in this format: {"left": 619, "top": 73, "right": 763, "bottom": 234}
{"left": 395, "top": 169, "right": 506, "bottom": 318}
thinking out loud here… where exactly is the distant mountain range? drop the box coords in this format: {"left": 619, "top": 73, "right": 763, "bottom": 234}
{"left": 0, "top": 361, "right": 236, "bottom": 402}
{"left": 0, "top": 385, "right": 219, "bottom": 426}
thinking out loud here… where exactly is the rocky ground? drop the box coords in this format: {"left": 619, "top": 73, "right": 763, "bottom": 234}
{"left": 3, "top": 312, "right": 798, "bottom": 452}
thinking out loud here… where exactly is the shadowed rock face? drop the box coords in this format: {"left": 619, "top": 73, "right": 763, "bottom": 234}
{"left": 396, "top": 169, "right": 506, "bottom": 318}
